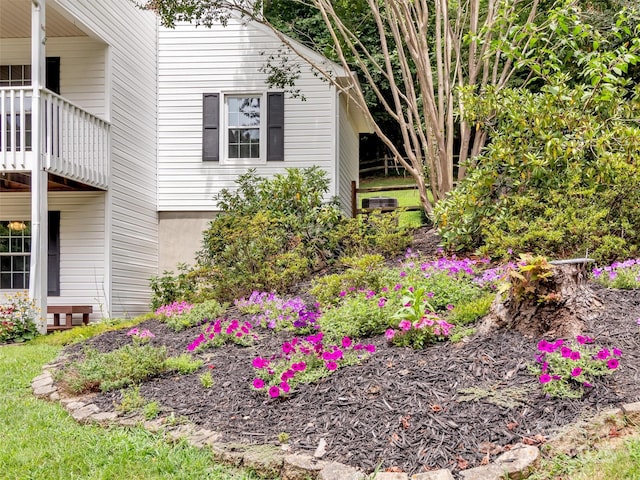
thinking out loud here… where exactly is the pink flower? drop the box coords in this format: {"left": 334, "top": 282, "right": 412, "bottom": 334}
{"left": 570, "top": 351, "right": 581, "bottom": 361}
{"left": 325, "top": 361, "right": 338, "bottom": 371}
{"left": 613, "top": 348, "right": 622, "bottom": 357}
{"left": 560, "top": 347, "right": 573, "bottom": 358}
{"left": 596, "top": 349, "right": 611, "bottom": 360}
{"left": 282, "top": 342, "right": 294, "bottom": 355}
{"left": 446, "top": 304, "right": 454, "bottom": 311}
{"left": 252, "top": 357, "right": 269, "bottom": 369}
{"left": 292, "top": 362, "right": 306, "bottom": 372}
{"left": 570, "top": 367, "right": 582, "bottom": 377}
{"left": 385, "top": 329, "right": 395, "bottom": 340}
{"left": 342, "top": 337, "right": 352, "bottom": 348}
{"left": 364, "top": 344, "right": 376, "bottom": 353}
{"left": 427, "top": 292, "right": 435, "bottom": 298}
{"left": 126, "top": 328, "right": 139, "bottom": 336}
{"left": 539, "top": 373, "right": 552, "bottom": 384}
{"left": 268, "top": 386, "right": 280, "bottom": 398}
{"left": 399, "top": 320, "right": 412, "bottom": 331}
{"left": 253, "top": 378, "right": 265, "bottom": 389}
{"left": 607, "top": 358, "right": 620, "bottom": 370}
{"left": 280, "top": 381, "right": 290, "bottom": 393}
{"left": 378, "top": 298, "right": 387, "bottom": 308}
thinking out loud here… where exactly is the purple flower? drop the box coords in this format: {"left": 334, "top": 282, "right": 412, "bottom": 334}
{"left": 446, "top": 304, "right": 454, "bottom": 311}
{"left": 607, "top": 358, "right": 620, "bottom": 370}
{"left": 570, "top": 367, "right": 582, "bottom": 377}
{"left": 539, "top": 374, "right": 552, "bottom": 384}
{"left": 325, "top": 361, "right": 338, "bottom": 371}
{"left": 427, "top": 292, "right": 435, "bottom": 298}
{"left": 339, "top": 291, "right": 346, "bottom": 297}
{"left": 253, "top": 378, "right": 265, "bottom": 389}
{"left": 399, "top": 271, "right": 407, "bottom": 278}
{"left": 268, "top": 386, "right": 280, "bottom": 398}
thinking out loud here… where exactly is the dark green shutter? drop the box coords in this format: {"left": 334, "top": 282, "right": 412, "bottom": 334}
{"left": 203, "top": 93, "right": 220, "bottom": 161}
{"left": 267, "top": 92, "right": 284, "bottom": 161}
{"left": 47, "top": 211, "right": 60, "bottom": 296}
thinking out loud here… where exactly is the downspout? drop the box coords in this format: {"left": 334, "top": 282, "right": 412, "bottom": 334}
{"left": 29, "top": 0, "right": 48, "bottom": 334}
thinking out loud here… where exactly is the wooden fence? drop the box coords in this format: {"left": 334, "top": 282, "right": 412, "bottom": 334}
{"left": 359, "top": 155, "right": 408, "bottom": 177}
{"left": 351, "top": 180, "right": 424, "bottom": 218}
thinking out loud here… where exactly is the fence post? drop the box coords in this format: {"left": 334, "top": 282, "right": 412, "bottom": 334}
{"left": 351, "top": 180, "right": 357, "bottom": 218}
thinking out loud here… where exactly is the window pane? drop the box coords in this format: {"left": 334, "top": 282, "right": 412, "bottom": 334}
{"left": 0, "top": 256, "right": 10, "bottom": 270}
{"left": 12, "top": 273, "right": 24, "bottom": 289}
{"left": 0, "top": 238, "right": 8, "bottom": 253}
{"left": 0, "top": 66, "right": 8, "bottom": 81}
{"left": 0, "top": 273, "right": 10, "bottom": 289}
{"left": 240, "top": 144, "right": 250, "bottom": 158}
{"left": 250, "top": 144, "right": 260, "bottom": 158}
{"left": 228, "top": 143, "right": 239, "bottom": 159}
{"left": 10, "top": 238, "right": 22, "bottom": 253}
{"left": 23, "top": 238, "right": 31, "bottom": 252}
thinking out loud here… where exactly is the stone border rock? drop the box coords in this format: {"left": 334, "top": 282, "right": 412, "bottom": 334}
{"left": 40, "top": 355, "right": 640, "bottom": 480}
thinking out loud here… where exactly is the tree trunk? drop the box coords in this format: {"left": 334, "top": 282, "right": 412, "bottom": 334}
{"left": 479, "top": 260, "right": 603, "bottom": 339}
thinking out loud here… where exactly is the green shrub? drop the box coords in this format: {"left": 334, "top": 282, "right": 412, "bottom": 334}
{"left": 59, "top": 344, "right": 169, "bottom": 393}
{"left": 447, "top": 293, "right": 495, "bottom": 325}
{"left": 309, "top": 254, "right": 396, "bottom": 307}
{"left": 0, "top": 292, "right": 40, "bottom": 344}
{"left": 149, "top": 264, "right": 197, "bottom": 310}
{"left": 331, "top": 210, "right": 412, "bottom": 258}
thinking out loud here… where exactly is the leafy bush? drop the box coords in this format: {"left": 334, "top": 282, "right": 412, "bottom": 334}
{"left": 163, "top": 354, "right": 203, "bottom": 374}
{"left": 447, "top": 293, "right": 495, "bottom": 326}
{"left": 149, "top": 264, "right": 197, "bottom": 310}
{"left": 195, "top": 167, "right": 343, "bottom": 302}
{"left": 330, "top": 210, "right": 412, "bottom": 258}
{"left": 309, "top": 254, "right": 396, "bottom": 307}
{"left": 0, "top": 292, "right": 40, "bottom": 344}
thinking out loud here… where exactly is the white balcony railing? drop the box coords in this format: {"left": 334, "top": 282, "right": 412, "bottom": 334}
{"left": 0, "top": 87, "right": 110, "bottom": 189}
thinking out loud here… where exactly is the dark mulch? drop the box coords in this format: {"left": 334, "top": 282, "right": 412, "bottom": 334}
{"left": 60, "top": 229, "right": 640, "bottom": 477}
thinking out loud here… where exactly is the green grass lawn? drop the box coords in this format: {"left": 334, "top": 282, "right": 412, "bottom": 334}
{"left": 0, "top": 342, "right": 262, "bottom": 480}
{"left": 358, "top": 176, "right": 426, "bottom": 228}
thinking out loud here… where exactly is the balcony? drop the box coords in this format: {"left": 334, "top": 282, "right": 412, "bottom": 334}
{"left": 0, "top": 87, "right": 110, "bottom": 190}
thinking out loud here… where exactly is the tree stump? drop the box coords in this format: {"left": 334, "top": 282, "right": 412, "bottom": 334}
{"left": 479, "top": 258, "right": 603, "bottom": 339}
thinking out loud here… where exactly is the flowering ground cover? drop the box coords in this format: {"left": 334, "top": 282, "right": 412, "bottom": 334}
{"left": 58, "top": 228, "right": 640, "bottom": 476}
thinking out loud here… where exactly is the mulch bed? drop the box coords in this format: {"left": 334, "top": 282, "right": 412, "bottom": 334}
{"left": 60, "top": 229, "right": 640, "bottom": 477}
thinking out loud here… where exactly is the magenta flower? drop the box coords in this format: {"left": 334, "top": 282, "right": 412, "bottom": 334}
{"left": 570, "top": 367, "right": 582, "bottom": 377}
{"left": 399, "top": 320, "right": 412, "bottom": 331}
{"left": 339, "top": 291, "right": 346, "bottom": 297}
{"left": 325, "top": 361, "right": 338, "bottom": 371}
{"left": 268, "top": 386, "right": 280, "bottom": 398}
{"left": 560, "top": 346, "right": 573, "bottom": 358}
{"left": 596, "top": 349, "right": 611, "bottom": 360}
{"left": 570, "top": 351, "right": 581, "bottom": 361}
{"left": 364, "top": 344, "right": 376, "bottom": 353}
{"left": 607, "top": 358, "right": 620, "bottom": 370}
{"left": 280, "top": 381, "right": 290, "bottom": 393}
{"left": 253, "top": 378, "right": 265, "bottom": 389}
{"left": 252, "top": 357, "right": 269, "bottom": 369}
{"left": 292, "top": 362, "right": 306, "bottom": 372}
{"left": 446, "top": 304, "right": 454, "bottom": 311}
{"left": 613, "top": 348, "right": 622, "bottom": 357}
{"left": 539, "top": 373, "right": 552, "bottom": 384}
{"left": 378, "top": 298, "right": 387, "bottom": 308}
{"left": 282, "top": 342, "right": 294, "bottom": 355}
{"left": 342, "top": 337, "right": 352, "bottom": 348}
{"left": 427, "top": 291, "right": 435, "bottom": 298}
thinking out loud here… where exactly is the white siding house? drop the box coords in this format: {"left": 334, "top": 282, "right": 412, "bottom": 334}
{"left": 0, "top": 1, "right": 368, "bottom": 329}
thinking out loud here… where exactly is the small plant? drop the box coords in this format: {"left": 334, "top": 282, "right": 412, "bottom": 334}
{"left": 126, "top": 327, "right": 155, "bottom": 345}
{"left": 143, "top": 401, "right": 161, "bottom": 420}
{"left": 530, "top": 336, "right": 622, "bottom": 399}
{"left": 164, "top": 354, "right": 203, "bottom": 374}
{"left": 199, "top": 366, "right": 215, "bottom": 388}
{"left": 117, "top": 385, "right": 147, "bottom": 413}
{"left": 149, "top": 264, "right": 196, "bottom": 310}
{"left": 251, "top": 332, "right": 375, "bottom": 398}
{"left": 592, "top": 259, "right": 640, "bottom": 289}
{"left": 160, "top": 299, "right": 226, "bottom": 332}
{"left": 187, "top": 318, "right": 257, "bottom": 351}
{"left": 384, "top": 285, "right": 455, "bottom": 349}
{"left": 0, "top": 291, "right": 40, "bottom": 343}
{"left": 506, "top": 254, "right": 555, "bottom": 302}
{"left": 277, "top": 432, "right": 290, "bottom": 444}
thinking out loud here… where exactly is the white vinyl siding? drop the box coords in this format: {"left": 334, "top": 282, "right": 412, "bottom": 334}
{"left": 157, "top": 19, "right": 337, "bottom": 211}
{"left": 337, "top": 94, "right": 360, "bottom": 215}
{"left": 52, "top": 0, "right": 158, "bottom": 318}
{"left": 0, "top": 192, "right": 107, "bottom": 323}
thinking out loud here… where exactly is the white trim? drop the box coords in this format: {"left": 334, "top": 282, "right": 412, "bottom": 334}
{"left": 219, "top": 91, "right": 267, "bottom": 165}
{"left": 331, "top": 83, "right": 339, "bottom": 199}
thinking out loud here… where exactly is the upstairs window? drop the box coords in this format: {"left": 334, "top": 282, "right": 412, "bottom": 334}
{"left": 203, "top": 92, "right": 284, "bottom": 162}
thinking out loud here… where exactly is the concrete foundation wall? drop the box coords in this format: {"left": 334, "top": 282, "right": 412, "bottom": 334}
{"left": 158, "top": 211, "right": 217, "bottom": 273}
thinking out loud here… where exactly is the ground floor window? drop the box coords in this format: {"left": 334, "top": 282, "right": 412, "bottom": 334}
{"left": 0, "top": 220, "right": 31, "bottom": 289}
{"left": 0, "top": 212, "right": 60, "bottom": 294}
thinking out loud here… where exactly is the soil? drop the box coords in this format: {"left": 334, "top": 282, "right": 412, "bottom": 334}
{"left": 60, "top": 228, "right": 640, "bottom": 477}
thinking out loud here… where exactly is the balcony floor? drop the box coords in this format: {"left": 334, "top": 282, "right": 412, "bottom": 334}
{"left": 0, "top": 172, "right": 103, "bottom": 192}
